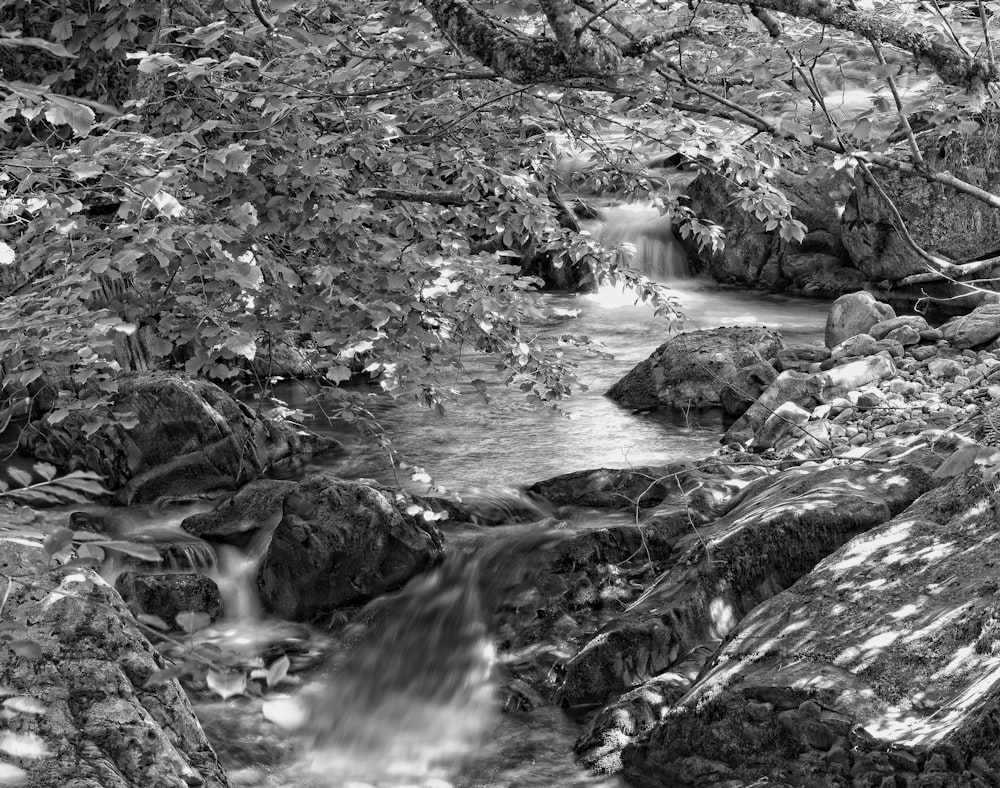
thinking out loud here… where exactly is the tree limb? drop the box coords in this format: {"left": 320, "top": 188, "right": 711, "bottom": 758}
{"left": 365, "top": 189, "right": 472, "bottom": 205}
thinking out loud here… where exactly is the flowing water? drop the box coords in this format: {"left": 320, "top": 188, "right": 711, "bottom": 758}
{"left": 56, "top": 204, "right": 831, "bottom": 788}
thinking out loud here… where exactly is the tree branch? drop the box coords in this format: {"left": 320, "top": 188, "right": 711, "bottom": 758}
{"left": 365, "top": 189, "right": 472, "bottom": 205}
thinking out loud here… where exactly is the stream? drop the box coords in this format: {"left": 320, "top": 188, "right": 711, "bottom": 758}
{"left": 92, "top": 206, "right": 833, "bottom": 788}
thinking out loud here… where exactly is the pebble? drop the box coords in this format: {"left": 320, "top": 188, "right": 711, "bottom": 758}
{"left": 909, "top": 346, "right": 938, "bottom": 362}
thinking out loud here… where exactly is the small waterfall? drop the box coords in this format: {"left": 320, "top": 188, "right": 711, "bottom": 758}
{"left": 581, "top": 203, "right": 690, "bottom": 282}
{"left": 270, "top": 530, "right": 569, "bottom": 784}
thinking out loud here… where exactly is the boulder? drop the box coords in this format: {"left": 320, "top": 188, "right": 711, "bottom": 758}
{"left": 842, "top": 117, "right": 1000, "bottom": 285}
{"left": 181, "top": 479, "right": 298, "bottom": 548}
{"left": 775, "top": 344, "right": 830, "bottom": 373}
{"left": 719, "top": 361, "right": 778, "bottom": 418}
{"left": 621, "top": 470, "right": 1000, "bottom": 788}
{"left": 256, "top": 474, "right": 445, "bottom": 622}
{"left": 607, "top": 327, "right": 783, "bottom": 410}
{"left": 115, "top": 572, "right": 224, "bottom": 630}
{"left": 17, "top": 372, "right": 338, "bottom": 505}
{"left": 869, "top": 315, "right": 930, "bottom": 340}
{"left": 559, "top": 462, "right": 934, "bottom": 709}
{"left": 829, "top": 332, "right": 877, "bottom": 361}
{"left": 679, "top": 160, "right": 862, "bottom": 296}
{"left": 825, "top": 292, "right": 895, "bottom": 348}
{"left": 0, "top": 539, "right": 230, "bottom": 788}
{"left": 722, "top": 371, "right": 825, "bottom": 447}
{"left": 940, "top": 302, "right": 1000, "bottom": 349}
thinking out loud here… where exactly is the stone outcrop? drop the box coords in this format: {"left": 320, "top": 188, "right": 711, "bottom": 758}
{"left": 256, "top": 474, "right": 445, "bottom": 622}
{"left": 679, "top": 160, "right": 864, "bottom": 296}
{"left": 0, "top": 540, "right": 230, "bottom": 788}
{"left": 842, "top": 117, "right": 1000, "bottom": 285}
{"left": 620, "top": 469, "right": 1000, "bottom": 788}
{"left": 17, "top": 372, "right": 338, "bottom": 505}
{"left": 606, "top": 327, "right": 783, "bottom": 411}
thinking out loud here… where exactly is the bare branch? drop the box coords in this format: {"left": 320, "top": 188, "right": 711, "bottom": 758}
{"left": 365, "top": 189, "right": 472, "bottom": 205}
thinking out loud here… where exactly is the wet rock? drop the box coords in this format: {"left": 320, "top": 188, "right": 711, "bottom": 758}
{"left": 115, "top": 572, "right": 223, "bottom": 630}
{"left": 607, "top": 327, "right": 783, "bottom": 410}
{"left": 0, "top": 540, "right": 230, "bottom": 788}
{"left": 940, "top": 303, "right": 1000, "bottom": 349}
{"left": 559, "top": 462, "right": 933, "bottom": 708}
{"left": 825, "top": 292, "right": 895, "bottom": 348}
{"left": 256, "top": 474, "right": 445, "bottom": 622}
{"left": 621, "top": 470, "right": 1000, "bottom": 788}
{"left": 181, "top": 479, "right": 298, "bottom": 548}
{"left": 18, "top": 372, "right": 338, "bottom": 505}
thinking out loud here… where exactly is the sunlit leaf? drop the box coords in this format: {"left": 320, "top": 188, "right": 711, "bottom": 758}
{"left": 206, "top": 669, "right": 246, "bottom": 700}
{"left": 0, "top": 732, "right": 49, "bottom": 760}
{"left": 3, "top": 697, "right": 45, "bottom": 715}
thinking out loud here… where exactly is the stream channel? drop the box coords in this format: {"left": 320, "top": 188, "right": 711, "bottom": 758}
{"left": 104, "top": 206, "right": 833, "bottom": 788}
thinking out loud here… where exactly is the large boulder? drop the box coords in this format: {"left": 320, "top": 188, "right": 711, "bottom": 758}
{"left": 559, "top": 462, "right": 934, "bottom": 710}
{"left": 842, "top": 117, "right": 1000, "bottom": 285}
{"left": 256, "top": 474, "right": 445, "bottom": 622}
{"left": 825, "top": 291, "right": 896, "bottom": 348}
{"left": 17, "top": 372, "right": 337, "bottom": 505}
{"left": 607, "top": 327, "right": 783, "bottom": 410}
{"left": 940, "top": 302, "right": 1000, "bottom": 349}
{"left": 621, "top": 469, "right": 1000, "bottom": 787}
{"left": 0, "top": 537, "right": 230, "bottom": 788}
{"left": 679, "top": 160, "right": 864, "bottom": 296}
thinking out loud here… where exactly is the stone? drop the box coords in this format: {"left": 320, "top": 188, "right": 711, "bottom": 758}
{"left": 256, "top": 474, "right": 445, "bottom": 621}
{"left": 720, "top": 361, "right": 779, "bottom": 418}
{"left": 678, "top": 157, "right": 862, "bottom": 297}
{"left": 831, "top": 333, "right": 878, "bottom": 361}
{"left": 115, "top": 572, "right": 223, "bottom": 630}
{"left": 606, "top": 327, "right": 783, "bottom": 410}
{"left": 17, "top": 372, "right": 338, "bottom": 505}
{"left": 559, "top": 462, "right": 933, "bottom": 708}
{"left": 928, "top": 358, "right": 963, "bottom": 380}
{"left": 0, "top": 539, "right": 230, "bottom": 788}
{"left": 869, "top": 316, "right": 930, "bottom": 341}
{"left": 723, "top": 371, "right": 825, "bottom": 447}
{"left": 752, "top": 402, "right": 813, "bottom": 451}
{"left": 819, "top": 355, "right": 897, "bottom": 401}
{"left": 620, "top": 469, "right": 1000, "bottom": 788}
{"left": 825, "top": 292, "right": 896, "bottom": 348}
{"left": 910, "top": 346, "right": 938, "bottom": 362}
{"left": 181, "top": 479, "right": 299, "bottom": 548}
{"left": 776, "top": 344, "right": 832, "bottom": 373}
{"left": 883, "top": 325, "right": 922, "bottom": 346}
{"left": 940, "top": 303, "right": 1000, "bottom": 349}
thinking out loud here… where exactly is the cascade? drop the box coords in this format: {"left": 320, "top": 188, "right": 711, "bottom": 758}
{"left": 580, "top": 203, "right": 691, "bottom": 282}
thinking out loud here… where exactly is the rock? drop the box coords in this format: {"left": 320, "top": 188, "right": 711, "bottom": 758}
{"left": 558, "top": 462, "right": 933, "bottom": 708}
{"left": 528, "top": 460, "right": 771, "bottom": 517}
{"left": 819, "top": 355, "right": 897, "bottom": 400}
{"left": 678, "top": 159, "right": 861, "bottom": 296}
{"left": 869, "top": 316, "right": 930, "bottom": 340}
{"left": 940, "top": 303, "right": 1000, "bottom": 349}
{"left": 256, "top": 474, "right": 445, "bottom": 621}
{"left": 723, "top": 371, "right": 824, "bottom": 447}
{"left": 751, "top": 402, "right": 812, "bottom": 451}
{"left": 17, "top": 372, "right": 338, "bottom": 505}
{"left": 928, "top": 358, "right": 963, "bottom": 380}
{"left": 719, "top": 361, "right": 779, "bottom": 418}
{"left": 830, "top": 333, "right": 877, "bottom": 361}
{"left": 606, "top": 327, "right": 783, "bottom": 410}
{"left": 872, "top": 338, "right": 905, "bottom": 359}
{"left": 621, "top": 470, "right": 1000, "bottom": 787}
{"left": 910, "top": 345, "right": 939, "bottom": 362}
{"left": 775, "top": 345, "right": 831, "bottom": 373}
{"left": 181, "top": 479, "right": 298, "bottom": 548}
{"left": 0, "top": 539, "right": 230, "bottom": 788}
{"left": 842, "top": 119, "right": 1000, "bottom": 284}
{"left": 825, "top": 292, "right": 895, "bottom": 348}
{"left": 883, "top": 325, "right": 922, "bottom": 347}
{"left": 115, "top": 572, "right": 223, "bottom": 630}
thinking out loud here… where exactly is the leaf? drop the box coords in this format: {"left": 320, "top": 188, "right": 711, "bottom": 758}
{"left": 42, "top": 527, "right": 73, "bottom": 557}
{"left": 175, "top": 611, "right": 211, "bottom": 634}
{"left": 5, "top": 469, "right": 31, "bottom": 489}
{"left": 3, "top": 697, "right": 45, "bottom": 715}
{"left": 0, "top": 243, "right": 13, "bottom": 267}
{"left": 43, "top": 96, "right": 95, "bottom": 137}
{"left": 0, "top": 35, "right": 76, "bottom": 58}
{"left": 0, "top": 762, "right": 28, "bottom": 785}
{"left": 265, "top": 655, "right": 291, "bottom": 688}
{"left": 0, "top": 732, "right": 49, "bottom": 760}
{"left": 206, "top": 669, "right": 246, "bottom": 700}
{"left": 33, "top": 463, "right": 56, "bottom": 482}
{"left": 137, "top": 614, "right": 169, "bottom": 631}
